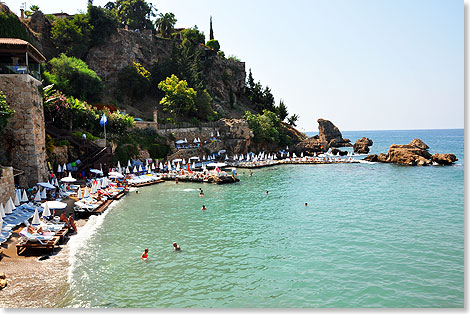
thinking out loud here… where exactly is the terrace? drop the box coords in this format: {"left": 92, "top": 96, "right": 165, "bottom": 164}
{"left": 0, "top": 38, "right": 46, "bottom": 81}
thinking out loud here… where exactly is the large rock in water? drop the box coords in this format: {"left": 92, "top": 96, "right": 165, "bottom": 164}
{"left": 363, "top": 138, "right": 457, "bottom": 166}
{"left": 317, "top": 119, "right": 351, "bottom": 147}
{"left": 353, "top": 137, "right": 373, "bottom": 154}
{"left": 431, "top": 153, "right": 458, "bottom": 165}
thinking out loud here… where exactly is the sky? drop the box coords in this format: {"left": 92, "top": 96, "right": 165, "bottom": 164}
{"left": 4, "top": 0, "right": 464, "bottom": 132}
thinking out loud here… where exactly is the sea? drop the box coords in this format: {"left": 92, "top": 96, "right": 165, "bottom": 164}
{"left": 58, "top": 129, "right": 464, "bottom": 308}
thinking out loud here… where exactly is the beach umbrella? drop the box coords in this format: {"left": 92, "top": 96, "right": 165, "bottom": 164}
{"left": 96, "top": 179, "right": 101, "bottom": 190}
{"left": 217, "top": 130, "right": 220, "bottom": 137}
{"left": 0, "top": 216, "right": 3, "bottom": 232}
{"left": 184, "top": 138, "right": 187, "bottom": 143}
{"left": 176, "top": 163, "right": 180, "bottom": 171}
{"left": 14, "top": 192, "right": 20, "bottom": 206}
{"left": 286, "top": 146, "right": 289, "bottom": 150}
{"left": 128, "top": 160, "right": 132, "bottom": 167}
{"left": 31, "top": 208, "right": 40, "bottom": 226}
{"left": 287, "top": 152, "right": 290, "bottom": 158}
{"left": 77, "top": 187, "right": 83, "bottom": 199}
{"left": 138, "top": 165, "right": 143, "bottom": 172}
{"left": 192, "top": 162, "right": 196, "bottom": 169}
{"left": 84, "top": 187, "right": 90, "bottom": 198}
{"left": 34, "top": 189, "right": 41, "bottom": 203}
{"left": 42, "top": 201, "right": 67, "bottom": 210}
{"left": 225, "top": 155, "right": 228, "bottom": 160}
{"left": 301, "top": 152, "right": 304, "bottom": 158}
{"left": 159, "top": 162, "right": 163, "bottom": 169}
{"left": 4, "top": 200, "right": 12, "bottom": 214}
{"left": 211, "top": 132, "right": 214, "bottom": 137}
{"left": 58, "top": 164, "right": 62, "bottom": 173}
{"left": 41, "top": 188, "right": 47, "bottom": 199}
{"left": 108, "top": 171, "right": 124, "bottom": 178}
{"left": 117, "top": 161, "right": 121, "bottom": 169}
{"left": 193, "top": 138, "right": 198, "bottom": 143}
{"left": 125, "top": 167, "right": 130, "bottom": 174}
{"left": 151, "top": 163, "right": 155, "bottom": 170}
{"left": 0, "top": 203, "right": 5, "bottom": 218}
{"left": 38, "top": 182, "right": 56, "bottom": 190}
{"left": 182, "top": 158, "right": 186, "bottom": 164}
{"left": 90, "top": 169, "right": 103, "bottom": 175}
{"left": 63, "top": 163, "right": 67, "bottom": 172}
{"left": 42, "top": 202, "right": 51, "bottom": 218}
{"left": 203, "top": 155, "right": 206, "bottom": 161}
{"left": 61, "top": 174, "right": 77, "bottom": 183}
{"left": 133, "top": 166, "right": 137, "bottom": 173}
{"left": 8, "top": 196, "right": 15, "bottom": 211}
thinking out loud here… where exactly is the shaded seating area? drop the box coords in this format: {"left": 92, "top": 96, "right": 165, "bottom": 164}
{"left": 0, "top": 38, "right": 46, "bottom": 80}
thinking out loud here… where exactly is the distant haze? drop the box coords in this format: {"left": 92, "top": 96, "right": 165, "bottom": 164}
{"left": 5, "top": 0, "right": 464, "bottom": 132}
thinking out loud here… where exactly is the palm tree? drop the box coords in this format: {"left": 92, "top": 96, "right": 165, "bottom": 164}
{"left": 155, "top": 12, "right": 177, "bottom": 38}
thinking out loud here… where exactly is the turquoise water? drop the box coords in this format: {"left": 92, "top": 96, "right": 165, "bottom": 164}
{"left": 61, "top": 129, "right": 464, "bottom": 308}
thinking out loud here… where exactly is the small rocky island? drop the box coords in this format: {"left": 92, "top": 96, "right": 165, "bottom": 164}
{"left": 364, "top": 138, "right": 458, "bottom": 166}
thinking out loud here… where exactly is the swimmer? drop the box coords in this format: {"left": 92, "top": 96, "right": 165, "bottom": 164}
{"left": 249, "top": 170, "right": 253, "bottom": 177}
{"left": 199, "top": 189, "right": 204, "bottom": 197}
{"left": 305, "top": 202, "right": 308, "bottom": 206}
{"left": 266, "top": 190, "right": 269, "bottom": 195}
{"left": 141, "top": 248, "right": 149, "bottom": 260}
{"left": 173, "top": 242, "right": 181, "bottom": 251}
{"left": 201, "top": 205, "right": 207, "bottom": 211}
{"left": 136, "top": 190, "right": 139, "bottom": 194}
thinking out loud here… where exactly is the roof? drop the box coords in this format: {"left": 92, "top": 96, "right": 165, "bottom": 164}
{"left": 0, "top": 38, "right": 46, "bottom": 63}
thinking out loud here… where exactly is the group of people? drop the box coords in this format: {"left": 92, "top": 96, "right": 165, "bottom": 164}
{"left": 141, "top": 242, "right": 181, "bottom": 260}
{"left": 59, "top": 212, "right": 77, "bottom": 232}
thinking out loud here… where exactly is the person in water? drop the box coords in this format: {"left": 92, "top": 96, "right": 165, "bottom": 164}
{"left": 141, "top": 248, "right": 149, "bottom": 260}
{"left": 173, "top": 242, "right": 181, "bottom": 251}
{"left": 201, "top": 205, "right": 207, "bottom": 211}
{"left": 199, "top": 189, "right": 204, "bottom": 197}
{"left": 305, "top": 202, "right": 308, "bottom": 206}
{"left": 266, "top": 190, "right": 269, "bottom": 195}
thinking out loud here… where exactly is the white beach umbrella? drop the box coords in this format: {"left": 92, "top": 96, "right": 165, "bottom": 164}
{"left": 96, "top": 180, "right": 101, "bottom": 190}
{"left": 9, "top": 197, "right": 15, "bottom": 211}
{"left": 147, "top": 168, "right": 151, "bottom": 174}
{"left": 176, "top": 163, "right": 180, "bottom": 171}
{"left": 287, "top": 152, "right": 290, "bottom": 158}
{"left": 225, "top": 155, "right": 228, "bottom": 160}
{"left": 145, "top": 159, "right": 149, "bottom": 166}
{"left": 211, "top": 132, "right": 214, "bottom": 137}
{"left": 77, "top": 186, "right": 83, "bottom": 199}
{"left": 108, "top": 171, "right": 124, "bottom": 178}
{"left": 128, "top": 160, "right": 132, "bottom": 167}
{"left": 301, "top": 152, "right": 304, "bottom": 158}
{"left": 84, "top": 187, "right": 90, "bottom": 198}
{"left": 184, "top": 138, "right": 187, "bottom": 143}
{"left": 14, "top": 192, "right": 20, "bottom": 206}
{"left": 4, "top": 200, "right": 12, "bottom": 214}
{"left": 117, "top": 161, "right": 121, "bottom": 169}
{"left": 0, "top": 216, "right": 3, "bottom": 232}
{"left": 34, "top": 189, "right": 41, "bottom": 203}
{"left": 133, "top": 166, "right": 137, "bottom": 173}
{"left": 31, "top": 208, "right": 40, "bottom": 226}
{"left": 217, "top": 130, "right": 220, "bottom": 137}
{"left": 0, "top": 203, "right": 5, "bottom": 218}
{"left": 21, "top": 189, "right": 28, "bottom": 203}
{"left": 151, "top": 163, "right": 155, "bottom": 170}
{"left": 182, "top": 158, "right": 186, "bottom": 164}
{"left": 138, "top": 165, "right": 143, "bottom": 172}
{"left": 125, "top": 167, "right": 130, "bottom": 174}
{"left": 192, "top": 162, "right": 196, "bottom": 169}
{"left": 193, "top": 138, "right": 198, "bottom": 143}
{"left": 61, "top": 174, "right": 77, "bottom": 183}
{"left": 42, "top": 201, "right": 67, "bottom": 210}
{"left": 58, "top": 164, "right": 62, "bottom": 173}
{"left": 41, "top": 188, "right": 47, "bottom": 199}
{"left": 63, "top": 163, "right": 67, "bottom": 172}
{"left": 42, "top": 202, "right": 51, "bottom": 218}
{"left": 159, "top": 162, "right": 163, "bottom": 169}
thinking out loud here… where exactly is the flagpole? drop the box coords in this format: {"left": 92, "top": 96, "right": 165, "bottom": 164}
{"left": 104, "top": 122, "right": 106, "bottom": 145}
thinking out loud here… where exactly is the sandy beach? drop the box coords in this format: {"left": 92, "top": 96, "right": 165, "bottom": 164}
{"left": 0, "top": 217, "right": 87, "bottom": 308}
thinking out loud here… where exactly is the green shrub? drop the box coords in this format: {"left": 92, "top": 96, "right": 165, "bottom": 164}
{"left": 44, "top": 54, "right": 103, "bottom": 102}
{"left": 0, "top": 91, "right": 14, "bottom": 132}
{"left": 114, "top": 144, "right": 138, "bottom": 162}
{"left": 88, "top": 4, "right": 118, "bottom": 46}
{"left": 148, "top": 143, "right": 170, "bottom": 159}
{"left": 206, "top": 39, "right": 220, "bottom": 51}
{"left": 117, "top": 62, "right": 151, "bottom": 102}
{"left": 50, "top": 14, "right": 91, "bottom": 59}
{"left": 54, "top": 139, "right": 70, "bottom": 146}
{"left": 0, "top": 10, "right": 31, "bottom": 42}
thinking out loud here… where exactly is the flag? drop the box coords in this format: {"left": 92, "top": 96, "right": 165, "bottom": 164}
{"left": 100, "top": 113, "right": 107, "bottom": 127}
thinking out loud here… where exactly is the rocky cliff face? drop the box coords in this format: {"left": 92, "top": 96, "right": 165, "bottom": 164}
{"left": 317, "top": 119, "right": 351, "bottom": 147}
{"left": 353, "top": 137, "right": 373, "bottom": 154}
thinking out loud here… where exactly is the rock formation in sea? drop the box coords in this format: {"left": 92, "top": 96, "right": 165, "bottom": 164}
{"left": 364, "top": 138, "right": 457, "bottom": 166}
{"left": 353, "top": 137, "right": 373, "bottom": 154}
{"left": 317, "top": 119, "right": 352, "bottom": 147}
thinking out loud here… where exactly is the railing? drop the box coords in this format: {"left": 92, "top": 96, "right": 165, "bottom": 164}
{"left": 158, "top": 121, "right": 219, "bottom": 130}
{"left": 0, "top": 63, "right": 41, "bottom": 81}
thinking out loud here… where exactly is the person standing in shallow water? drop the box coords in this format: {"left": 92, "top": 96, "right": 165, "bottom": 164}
{"left": 266, "top": 190, "right": 269, "bottom": 196}
{"left": 141, "top": 248, "right": 149, "bottom": 260}
{"left": 201, "top": 205, "right": 207, "bottom": 211}
{"left": 173, "top": 242, "right": 181, "bottom": 251}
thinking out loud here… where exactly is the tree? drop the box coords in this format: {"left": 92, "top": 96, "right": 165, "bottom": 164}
{"left": 180, "top": 26, "right": 205, "bottom": 46}
{"left": 287, "top": 114, "right": 299, "bottom": 127}
{"left": 117, "top": 62, "right": 151, "bottom": 103}
{"left": 195, "top": 89, "right": 213, "bottom": 120}
{"left": 209, "top": 15, "right": 214, "bottom": 40}
{"left": 43, "top": 53, "right": 104, "bottom": 102}
{"left": 50, "top": 14, "right": 91, "bottom": 59}
{"left": 113, "top": 0, "right": 156, "bottom": 30}
{"left": 247, "top": 69, "right": 255, "bottom": 92}
{"left": 88, "top": 4, "right": 118, "bottom": 46}
{"left": 155, "top": 12, "right": 176, "bottom": 38}
{"left": 25, "top": 5, "right": 40, "bottom": 17}
{"left": 262, "top": 86, "right": 275, "bottom": 111}
{"left": 0, "top": 91, "right": 14, "bottom": 132}
{"left": 275, "top": 99, "right": 288, "bottom": 121}
{"left": 158, "top": 74, "right": 197, "bottom": 121}
{"left": 206, "top": 39, "right": 220, "bottom": 52}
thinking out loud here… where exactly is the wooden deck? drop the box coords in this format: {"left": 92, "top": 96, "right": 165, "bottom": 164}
{"left": 129, "top": 179, "right": 164, "bottom": 187}
{"left": 16, "top": 236, "right": 60, "bottom": 255}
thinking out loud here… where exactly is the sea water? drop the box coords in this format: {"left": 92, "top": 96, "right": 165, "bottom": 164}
{"left": 60, "top": 129, "right": 464, "bottom": 308}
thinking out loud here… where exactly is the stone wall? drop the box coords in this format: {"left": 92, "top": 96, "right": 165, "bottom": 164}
{"left": 135, "top": 121, "right": 158, "bottom": 131}
{"left": 0, "top": 167, "right": 15, "bottom": 206}
{"left": 0, "top": 74, "right": 48, "bottom": 187}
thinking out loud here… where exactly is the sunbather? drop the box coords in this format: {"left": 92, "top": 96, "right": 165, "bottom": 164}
{"left": 67, "top": 214, "right": 77, "bottom": 233}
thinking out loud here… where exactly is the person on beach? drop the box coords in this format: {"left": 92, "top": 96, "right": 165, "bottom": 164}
{"left": 141, "top": 248, "right": 149, "bottom": 260}
{"left": 59, "top": 212, "right": 67, "bottom": 223}
{"left": 173, "top": 242, "right": 181, "bottom": 251}
{"left": 201, "top": 205, "right": 207, "bottom": 211}
{"left": 68, "top": 214, "right": 77, "bottom": 233}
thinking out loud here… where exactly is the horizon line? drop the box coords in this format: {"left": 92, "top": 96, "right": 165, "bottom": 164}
{"left": 303, "top": 127, "right": 464, "bottom": 133}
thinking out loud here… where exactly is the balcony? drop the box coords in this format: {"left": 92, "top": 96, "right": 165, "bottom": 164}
{"left": 0, "top": 63, "right": 41, "bottom": 81}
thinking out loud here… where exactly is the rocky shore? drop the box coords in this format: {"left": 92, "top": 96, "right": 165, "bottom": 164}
{"left": 364, "top": 138, "right": 458, "bottom": 166}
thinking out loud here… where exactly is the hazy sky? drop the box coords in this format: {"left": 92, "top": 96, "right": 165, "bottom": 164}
{"left": 5, "top": 0, "right": 464, "bottom": 131}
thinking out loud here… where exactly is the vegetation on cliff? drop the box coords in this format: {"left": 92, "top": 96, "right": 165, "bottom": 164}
{"left": 0, "top": 91, "right": 14, "bottom": 132}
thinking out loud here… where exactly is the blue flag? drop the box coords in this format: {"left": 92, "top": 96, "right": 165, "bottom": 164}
{"left": 100, "top": 113, "right": 107, "bottom": 127}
